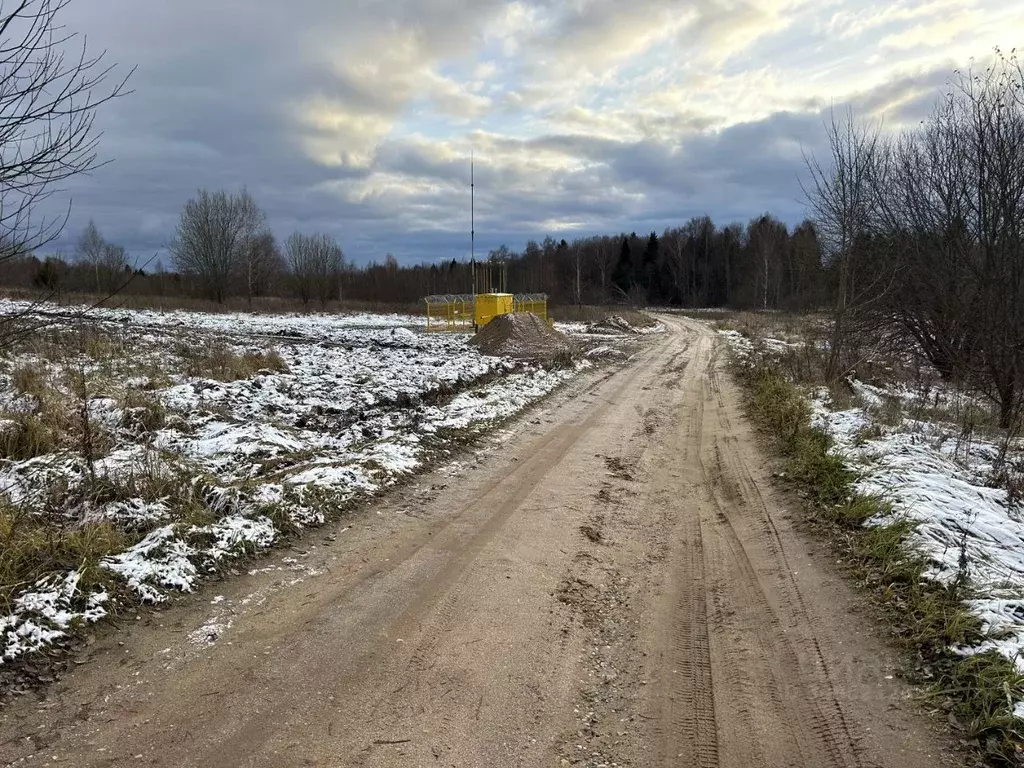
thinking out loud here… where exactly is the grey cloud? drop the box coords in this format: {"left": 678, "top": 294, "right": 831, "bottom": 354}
{"left": 850, "top": 67, "right": 953, "bottom": 122}
{"left": 27, "top": 1, "right": 985, "bottom": 267}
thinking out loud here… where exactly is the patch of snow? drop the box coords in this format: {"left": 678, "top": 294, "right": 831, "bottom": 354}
{"left": 103, "top": 526, "right": 198, "bottom": 603}
{"left": 0, "top": 572, "right": 108, "bottom": 662}
{"left": 196, "top": 516, "right": 277, "bottom": 565}
{"left": 186, "top": 422, "right": 306, "bottom": 458}
{"left": 188, "top": 618, "right": 232, "bottom": 647}
{"left": 585, "top": 345, "right": 626, "bottom": 358}
{"left": 813, "top": 396, "right": 1024, "bottom": 699}
{"left": 762, "top": 337, "right": 799, "bottom": 353}
{"left": 84, "top": 498, "right": 172, "bottom": 529}
{"left": 849, "top": 379, "right": 886, "bottom": 409}
{"left": 718, "top": 329, "right": 754, "bottom": 360}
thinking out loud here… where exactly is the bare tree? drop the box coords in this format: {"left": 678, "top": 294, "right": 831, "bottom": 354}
{"left": 75, "top": 220, "right": 127, "bottom": 293}
{"left": 285, "top": 232, "right": 344, "bottom": 308}
{"left": 803, "top": 109, "right": 893, "bottom": 383}
{"left": 0, "top": 0, "right": 132, "bottom": 262}
{"left": 170, "top": 189, "right": 265, "bottom": 303}
{"left": 819, "top": 55, "right": 1024, "bottom": 429}
{"left": 569, "top": 241, "right": 584, "bottom": 308}
{"left": 786, "top": 221, "right": 823, "bottom": 311}
{"left": 98, "top": 241, "right": 127, "bottom": 290}
{"left": 746, "top": 215, "right": 788, "bottom": 310}
{"left": 938, "top": 60, "right": 1024, "bottom": 428}
{"left": 593, "top": 239, "right": 617, "bottom": 303}
{"left": 0, "top": 1, "right": 131, "bottom": 349}
{"left": 76, "top": 218, "right": 103, "bottom": 290}
{"left": 664, "top": 228, "right": 689, "bottom": 306}
{"left": 285, "top": 233, "right": 313, "bottom": 306}
{"left": 76, "top": 219, "right": 102, "bottom": 261}
{"left": 240, "top": 230, "right": 282, "bottom": 307}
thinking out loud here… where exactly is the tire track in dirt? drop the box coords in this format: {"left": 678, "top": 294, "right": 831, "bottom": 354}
{"left": 659, "top": 503, "right": 720, "bottom": 768}
{"left": 683, "top": 322, "right": 860, "bottom": 767}
{"left": 706, "top": 433, "right": 863, "bottom": 767}
{"left": 648, "top": 336, "right": 721, "bottom": 768}
{"left": 558, "top": 317, "right": 952, "bottom": 768}
{"left": 703, "top": 439, "right": 860, "bottom": 767}
{"left": 210, "top": 344, "right": 676, "bottom": 765}
{"left": 340, "top": 333, "right": 689, "bottom": 766}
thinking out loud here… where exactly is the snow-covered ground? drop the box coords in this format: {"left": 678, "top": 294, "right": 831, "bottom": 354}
{"left": 717, "top": 328, "right": 1024, "bottom": 714}
{"left": 812, "top": 399, "right": 1024, "bottom": 684}
{"left": 0, "top": 299, "right": 632, "bottom": 665}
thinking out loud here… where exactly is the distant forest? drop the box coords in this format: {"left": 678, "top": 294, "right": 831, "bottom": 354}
{"left": 0, "top": 213, "right": 826, "bottom": 311}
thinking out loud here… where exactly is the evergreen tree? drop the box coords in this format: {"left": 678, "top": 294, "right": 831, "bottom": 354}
{"left": 612, "top": 237, "right": 632, "bottom": 296}
{"left": 642, "top": 231, "right": 660, "bottom": 300}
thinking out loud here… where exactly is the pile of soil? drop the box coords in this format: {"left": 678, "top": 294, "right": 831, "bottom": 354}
{"left": 470, "top": 312, "right": 572, "bottom": 361}
{"left": 594, "top": 315, "right": 638, "bottom": 334}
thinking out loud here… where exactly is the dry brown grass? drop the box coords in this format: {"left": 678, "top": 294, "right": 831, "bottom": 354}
{"left": 10, "top": 362, "right": 48, "bottom": 396}
{"left": 0, "top": 505, "right": 128, "bottom": 609}
{"left": 178, "top": 342, "right": 289, "bottom": 382}
{"left": 119, "top": 389, "right": 167, "bottom": 435}
{"left": 0, "top": 452, "right": 207, "bottom": 611}
{"left": 710, "top": 310, "right": 825, "bottom": 343}
{"left": 0, "top": 363, "right": 85, "bottom": 460}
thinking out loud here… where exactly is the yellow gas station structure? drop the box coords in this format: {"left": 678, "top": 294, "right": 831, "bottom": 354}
{"left": 424, "top": 292, "right": 548, "bottom": 332}
{"left": 425, "top": 161, "right": 549, "bottom": 332}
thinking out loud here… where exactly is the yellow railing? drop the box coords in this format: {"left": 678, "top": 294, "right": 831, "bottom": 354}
{"left": 514, "top": 296, "right": 547, "bottom": 322}
{"left": 424, "top": 293, "right": 549, "bottom": 332}
{"left": 425, "top": 295, "right": 474, "bottom": 332}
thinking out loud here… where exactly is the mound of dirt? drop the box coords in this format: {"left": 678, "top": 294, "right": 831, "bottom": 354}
{"left": 470, "top": 312, "right": 572, "bottom": 361}
{"left": 594, "top": 315, "right": 638, "bottom": 334}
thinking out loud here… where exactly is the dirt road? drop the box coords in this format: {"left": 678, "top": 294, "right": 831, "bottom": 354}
{"left": 0, "top": 318, "right": 953, "bottom": 767}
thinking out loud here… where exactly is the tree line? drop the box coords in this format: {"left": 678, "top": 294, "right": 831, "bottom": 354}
{"left": 5, "top": 207, "right": 833, "bottom": 312}
{"left": 9, "top": 190, "right": 350, "bottom": 309}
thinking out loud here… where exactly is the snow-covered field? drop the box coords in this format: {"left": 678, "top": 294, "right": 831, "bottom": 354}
{"left": 717, "top": 327, "right": 1024, "bottom": 713}
{"left": 0, "top": 299, "right": 628, "bottom": 666}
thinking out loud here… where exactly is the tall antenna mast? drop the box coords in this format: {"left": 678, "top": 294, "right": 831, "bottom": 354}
{"left": 470, "top": 151, "right": 475, "bottom": 294}
{"left": 471, "top": 151, "right": 475, "bottom": 262}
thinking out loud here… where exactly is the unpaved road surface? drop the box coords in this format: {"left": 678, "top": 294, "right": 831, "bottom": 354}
{"left": 0, "top": 318, "right": 954, "bottom": 767}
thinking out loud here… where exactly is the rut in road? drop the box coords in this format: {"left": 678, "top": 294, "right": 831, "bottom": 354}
{"left": 0, "top": 317, "right": 953, "bottom": 768}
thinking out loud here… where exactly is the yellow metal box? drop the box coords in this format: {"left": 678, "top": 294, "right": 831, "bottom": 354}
{"left": 474, "top": 293, "right": 514, "bottom": 328}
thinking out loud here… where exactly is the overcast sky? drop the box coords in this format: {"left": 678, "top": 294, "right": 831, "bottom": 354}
{"left": 44, "top": 0, "right": 1024, "bottom": 265}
